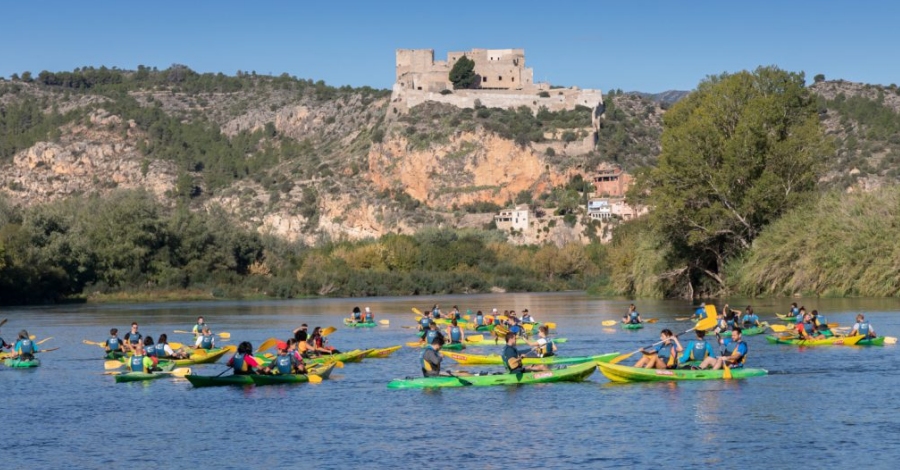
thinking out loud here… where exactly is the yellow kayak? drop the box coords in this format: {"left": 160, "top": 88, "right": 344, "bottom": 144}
{"left": 365, "top": 345, "right": 402, "bottom": 358}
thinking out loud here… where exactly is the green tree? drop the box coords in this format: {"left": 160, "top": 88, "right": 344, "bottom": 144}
{"left": 632, "top": 66, "right": 831, "bottom": 296}
{"left": 814, "top": 73, "right": 825, "bottom": 83}
{"left": 449, "top": 56, "right": 477, "bottom": 90}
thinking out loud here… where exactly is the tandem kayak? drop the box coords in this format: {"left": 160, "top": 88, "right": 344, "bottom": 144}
{"left": 186, "top": 373, "right": 255, "bottom": 387}
{"left": 3, "top": 357, "right": 41, "bottom": 368}
{"left": 365, "top": 345, "right": 402, "bottom": 358}
{"left": 405, "top": 341, "right": 466, "bottom": 350}
{"left": 621, "top": 323, "right": 644, "bottom": 330}
{"left": 775, "top": 313, "right": 799, "bottom": 323}
{"left": 461, "top": 337, "right": 568, "bottom": 347}
{"left": 249, "top": 363, "right": 337, "bottom": 386}
{"left": 386, "top": 361, "right": 597, "bottom": 389}
{"left": 765, "top": 335, "right": 863, "bottom": 346}
{"left": 596, "top": 361, "right": 768, "bottom": 383}
{"left": 441, "top": 351, "right": 620, "bottom": 366}
{"left": 343, "top": 319, "right": 377, "bottom": 328}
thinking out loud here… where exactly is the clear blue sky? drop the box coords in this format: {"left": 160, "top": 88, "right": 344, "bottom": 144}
{"left": 1, "top": 0, "right": 897, "bottom": 93}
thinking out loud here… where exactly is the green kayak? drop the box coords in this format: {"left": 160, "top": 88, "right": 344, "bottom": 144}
{"left": 441, "top": 351, "right": 620, "bottom": 366}
{"left": 597, "top": 360, "right": 768, "bottom": 382}
{"left": 765, "top": 335, "right": 863, "bottom": 346}
{"left": 114, "top": 371, "right": 172, "bottom": 383}
{"left": 775, "top": 313, "right": 799, "bottom": 323}
{"left": 741, "top": 322, "right": 769, "bottom": 336}
{"left": 186, "top": 373, "right": 255, "bottom": 387}
{"left": 461, "top": 337, "right": 568, "bottom": 347}
{"left": 387, "top": 361, "right": 597, "bottom": 389}
{"left": 306, "top": 349, "right": 370, "bottom": 365}
{"left": 3, "top": 357, "right": 41, "bottom": 368}
{"left": 249, "top": 363, "right": 337, "bottom": 385}
{"left": 855, "top": 337, "right": 885, "bottom": 346}
{"left": 105, "top": 351, "right": 126, "bottom": 359}
{"left": 621, "top": 323, "right": 644, "bottom": 330}
{"left": 406, "top": 341, "right": 465, "bottom": 350}
{"left": 343, "top": 319, "right": 377, "bottom": 328}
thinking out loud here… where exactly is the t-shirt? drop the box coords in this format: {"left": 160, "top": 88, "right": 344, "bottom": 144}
{"left": 502, "top": 345, "right": 525, "bottom": 373}
{"left": 422, "top": 347, "right": 442, "bottom": 376}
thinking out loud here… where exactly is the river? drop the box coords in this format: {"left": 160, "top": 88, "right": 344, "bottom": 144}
{"left": 1, "top": 292, "right": 897, "bottom": 468}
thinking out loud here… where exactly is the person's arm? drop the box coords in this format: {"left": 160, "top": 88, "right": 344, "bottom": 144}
{"left": 195, "top": 336, "right": 202, "bottom": 348}
{"left": 679, "top": 344, "right": 691, "bottom": 363}
{"left": 672, "top": 337, "right": 684, "bottom": 352}
{"left": 142, "top": 356, "right": 153, "bottom": 373}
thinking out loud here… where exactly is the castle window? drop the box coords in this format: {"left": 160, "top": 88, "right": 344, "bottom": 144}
{"left": 483, "top": 77, "right": 488, "bottom": 82}
{"left": 512, "top": 77, "right": 515, "bottom": 82}
{"left": 499, "top": 76, "right": 502, "bottom": 81}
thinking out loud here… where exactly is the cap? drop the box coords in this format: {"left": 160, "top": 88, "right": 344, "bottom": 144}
{"left": 365, "top": 307, "right": 371, "bottom": 312}
{"left": 492, "top": 308, "right": 498, "bottom": 313}
{"left": 276, "top": 341, "right": 288, "bottom": 350}
{"left": 301, "top": 323, "right": 308, "bottom": 328}
{"left": 523, "top": 309, "right": 529, "bottom": 313}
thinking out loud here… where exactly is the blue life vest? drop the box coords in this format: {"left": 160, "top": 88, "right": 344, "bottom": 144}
{"left": 231, "top": 353, "right": 248, "bottom": 373}
{"left": 145, "top": 344, "right": 157, "bottom": 357}
{"left": 128, "top": 332, "right": 142, "bottom": 345}
{"left": 655, "top": 342, "right": 672, "bottom": 361}
{"left": 352, "top": 311, "right": 361, "bottom": 321}
{"left": 858, "top": 321, "right": 871, "bottom": 337}
{"left": 107, "top": 337, "right": 121, "bottom": 351}
{"left": 432, "top": 308, "right": 441, "bottom": 319}
{"left": 130, "top": 355, "right": 145, "bottom": 372}
{"left": 689, "top": 340, "right": 710, "bottom": 361}
{"left": 365, "top": 312, "right": 373, "bottom": 322}
{"left": 450, "top": 326, "right": 461, "bottom": 343}
{"left": 19, "top": 339, "right": 35, "bottom": 354}
{"left": 723, "top": 339, "right": 747, "bottom": 365}
{"left": 199, "top": 334, "right": 214, "bottom": 349}
{"left": 194, "top": 323, "right": 205, "bottom": 334}
{"left": 541, "top": 339, "right": 555, "bottom": 357}
{"left": 628, "top": 312, "right": 640, "bottom": 323}
{"left": 420, "top": 317, "right": 430, "bottom": 328}
{"left": 425, "top": 330, "right": 440, "bottom": 345}
{"left": 475, "top": 315, "right": 484, "bottom": 326}
{"left": 694, "top": 307, "right": 705, "bottom": 318}
{"left": 815, "top": 316, "right": 828, "bottom": 328}
{"left": 791, "top": 307, "right": 800, "bottom": 316}
{"left": 510, "top": 324, "right": 522, "bottom": 335}
{"left": 272, "top": 354, "right": 293, "bottom": 374}
{"left": 803, "top": 322, "right": 815, "bottom": 335}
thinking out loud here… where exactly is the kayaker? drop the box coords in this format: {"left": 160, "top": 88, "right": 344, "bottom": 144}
{"left": 351, "top": 306, "right": 362, "bottom": 323}
{"left": 699, "top": 327, "right": 747, "bottom": 370}
{"left": 713, "top": 310, "right": 729, "bottom": 337}
{"left": 157, "top": 334, "right": 188, "bottom": 359}
{"left": 679, "top": 330, "right": 715, "bottom": 367}
{"left": 143, "top": 337, "right": 159, "bottom": 367}
{"left": 287, "top": 338, "right": 309, "bottom": 366}
{"left": 796, "top": 312, "right": 818, "bottom": 340}
{"left": 528, "top": 325, "right": 557, "bottom": 357}
{"left": 634, "top": 329, "right": 683, "bottom": 369}
{"left": 421, "top": 337, "right": 443, "bottom": 377}
{"left": 293, "top": 323, "right": 309, "bottom": 342}
{"left": 521, "top": 309, "right": 535, "bottom": 324}
{"left": 811, "top": 310, "right": 831, "bottom": 337}
{"left": 0, "top": 328, "right": 10, "bottom": 352}
{"left": 13, "top": 330, "right": 38, "bottom": 360}
{"left": 264, "top": 341, "right": 305, "bottom": 375}
{"left": 226, "top": 341, "right": 260, "bottom": 375}
{"left": 850, "top": 314, "right": 876, "bottom": 339}
{"left": 128, "top": 342, "right": 154, "bottom": 373}
{"left": 195, "top": 326, "right": 216, "bottom": 350}
{"left": 309, "top": 327, "right": 340, "bottom": 355}
{"left": 622, "top": 304, "right": 641, "bottom": 324}
{"left": 447, "top": 319, "right": 465, "bottom": 345}
{"left": 474, "top": 310, "right": 485, "bottom": 327}
{"left": 418, "top": 310, "right": 432, "bottom": 336}
{"left": 741, "top": 307, "right": 761, "bottom": 328}
{"left": 449, "top": 305, "right": 461, "bottom": 320}
{"left": 124, "top": 322, "right": 143, "bottom": 353}
{"left": 788, "top": 302, "right": 800, "bottom": 318}
{"left": 722, "top": 304, "right": 741, "bottom": 330}
{"left": 104, "top": 328, "right": 124, "bottom": 357}
{"left": 502, "top": 332, "right": 548, "bottom": 373}
{"left": 432, "top": 304, "right": 442, "bottom": 319}
{"left": 191, "top": 316, "right": 207, "bottom": 336}
{"left": 691, "top": 303, "right": 707, "bottom": 321}
{"left": 508, "top": 314, "right": 525, "bottom": 337}
{"left": 424, "top": 321, "right": 445, "bottom": 346}
{"left": 364, "top": 307, "right": 374, "bottom": 323}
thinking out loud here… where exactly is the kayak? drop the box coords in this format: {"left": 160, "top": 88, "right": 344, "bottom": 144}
{"left": 741, "top": 322, "right": 769, "bottom": 336}
{"left": 365, "top": 345, "right": 402, "bottom": 358}
{"left": 468, "top": 325, "right": 494, "bottom": 332}
{"left": 765, "top": 335, "right": 863, "bottom": 346}
{"left": 405, "top": 341, "right": 465, "bottom": 351}
{"left": 105, "top": 351, "right": 126, "bottom": 359}
{"left": 113, "top": 365, "right": 181, "bottom": 383}
{"left": 386, "top": 361, "right": 597, "bottom": 389}
{"left": 462, "top": 337, "right": 568, "bottom": 347}
{"left": 3, "top": 357, "right": 41, "bottom": 368}
{"left": 596, "top": 360, "right": 768, "bottom": 382}
{"left": 186, "top": 373, "right": 255, "bottom": 387}
{"left": 249, "top": 363, "right": 337, "bottom": 385}
{"left": 621, "top": 323, "right": 644, "bottom": 330}
{"left": 775, "top": 313, "right": 799, "bottom": 323}
{"left": 343, "top": 319, "right": 377, "bottom": 328}
{"left": 306, "top": 349, "right": 371, "bottom": 365}
{"left": 856, "top": 337, "right": 886, "bottom": 346}
{"left": 441, "top": 351, "right": 619, "bottom": 366}
{"left": 168, "top": 347, "right": 231, "bottom": 366}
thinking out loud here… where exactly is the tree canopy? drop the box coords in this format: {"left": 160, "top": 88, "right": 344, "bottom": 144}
{"left": 629, "top": 66, "right": 831, "bottom": 297}
{"left": 449, "top": 56, "right": 477, "bottom": 90}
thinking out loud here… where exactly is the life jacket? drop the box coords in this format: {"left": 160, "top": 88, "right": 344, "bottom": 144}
{"left": 803, "top": 322, "right": 815, "bottom": 335}
{"left": 425, "top": 329, "right": 442, "bottom": 345}
{"left": 449, "top": 326, "right": 462, "bottom": 343}
{"left": 419, "top": 317, "right": 430, "bottom": 328}
{"left": 723, "top": 339, "right": 747, "bottom": 366}
{"left": 231, "top": 353, "right": 249, "bottom": 373}
{"left": 272, "top": 354, "right": 294, "bottom": 374}
{"left": 18, "top": 339, "right": 35, "bottom": 355}
{"left": 689, "top": 340, "right": 710, "bottom": 361}
{"left": 540, "top": 339, "right": 555, "bottom": 357}
{"left": 790, "top": 307, "right": 800, "bottom": 316}
{"left": 107, "top": 337, "right": 121, "bottom": 351}
{"left": 475, "top": 315, "right": 484, "bottom": 326}
{"left": 420, "top": 347, "right": 440, "bottom": 376}
{"left": 128, "top": 332, "right": 142, "bottom": 345}
{"left": 352, "top": 311, "right": 361, "bottom": 321}
{"left": 857, "top": 321, "right": 871, "bottom": 337}
{"left": 130, "top": 354, "right": 145, "bottom": 372}
{"left": 364, "top": 312, "right": 373, "bottom": 322}
{"left": 199, "top": 334, "right": 214, "bottom": 350}
{"left": 656, "top": 342, "right": 675, "bottom": 368}
{"left": 194, "top": 323, "right": 205, "bottom": 334}
{"left": 628, "top": 311, "right": 640, "bottom": 323}
{"left": 145, "top": 344, "right": 157, "bottom": 357}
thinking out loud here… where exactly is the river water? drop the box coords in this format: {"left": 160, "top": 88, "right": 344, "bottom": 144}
{"left": 1, "top": 292, "right": 897, "bottom": 468}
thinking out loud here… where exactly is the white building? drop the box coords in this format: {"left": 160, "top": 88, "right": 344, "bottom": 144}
{"left": 588, "top": 198, "right": 612, "bottom": 220}
{"left": 495, "top": 205, "right": 531, "bottom": 231}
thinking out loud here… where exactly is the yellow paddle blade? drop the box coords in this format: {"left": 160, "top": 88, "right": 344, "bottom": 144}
{"left": 412, "top": 307, "right": 423, "bottom": 316}
{"left": 223, "top": 344, "right": 237, "bottom": 353}
{"left": 378, "top": 319, "right": 390, "bottom": 325}
{"left": 405, "top": 341, "right": 423, "bottom": 348}
{"left": 218, "top": 332, "right": 231, "bottom": 339}
{"left": 497, "top": 315, "right": 509, "bottom": 321}
{"left": 601, "top": 320, "right": 617, "bottom": 326}
{"left": 523, "top": 323, "right": 534, "bottom": 331}
{"left": 545, "top": 322, "right": 557, "bottom": 329}
{"left": 169, "top": 342, "right": 184, "bottom": 350}
{"left": 704, "top": 304, "right": 718, "bottom": 318}
{"left": 463, "top": 315, "right": 471, "bottom": 321}
{"left": 83, "top": 340, "right": 105, "bottom": 348}
{"left": 104, "top": 360, "right": 124, "bottom": 370}
{"left": 885, "top": 336, "right": 898, "bottom": 345}
{"left": 723, "top": 362, "right": 733, "bottom": 380}
{"left": 695, "top": 314, "right": 718, "bottom": 332}
{"left": 321, "top": 326, "right": 337, "bottom": 337}
{"left": 770, "top": 324, "right": 789, "bottom": 333}
{"left": 467, "top": 334, "right": 484, "bottom": 342}
{"left": 29, "top": 335, "right": 36, "bottom": 340}
{"left": 826, "top": 323, "right": 839, "bottom": 329}
{"left": 37, "top": 337, "right": 53, "bottom": 345}
{"left": 308, "top": 374, "right": 323, "bottom": 383}
{"left": 645, "top": 318, "right": 659, "bottom": 324}
{"left": 170, "top": 367, "right": 192, "bottom": 377}
{"left": 255, "top": 337, "right": 279, "bottom": 353}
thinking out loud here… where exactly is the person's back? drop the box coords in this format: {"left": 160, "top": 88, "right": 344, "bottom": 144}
{"left": 421, "top": 340, "right": 442, "bottom": 377}
{"left": 15, "top": 333, "right": 36, "bottom": 360}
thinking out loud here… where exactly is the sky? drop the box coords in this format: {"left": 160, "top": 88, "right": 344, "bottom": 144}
{"left": 1, "top": 0, "right": 898, "bottom": 93}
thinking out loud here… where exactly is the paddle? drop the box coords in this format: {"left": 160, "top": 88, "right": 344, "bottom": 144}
{"left": 412, "top": 307, "right": 423, "bottom": 316}
{"left": 174, "top": 330, "right": 231, "bottom": 339}
{"left": 466, "top": 334, "right": 484, "bottom": 342}
{"left": 0, "top": 319, "right": 6, "bottom": 328}
{"left": 378, "top": 319, "right": 390, "bottom": 325}
{"left": 255, "top": 338, "right": 279, "bottom": 354}
{"left": 545, "top": 322, "right": 557, "bottom": 330}
{"left": 610, "top": 306, "right": 718, "bottom": 365}
{"left": 104, "top": 359, "right": 125, "bottom": 370}
{"left": 601, "top": 320, "right": 617, "bottom": 326}
{"left": 83, "top": 339, "right": 106, "bottom": 348}
{"left": 886, "top": 337, "right": 898, "bottom": 345}
{"left": 104, "top": 367, "right": 192, "bottom": 377}
{"left": 36, "top": 337, "right": 53, "bottom": 345}
{"left": 645, "top": 318, "right": 659, "bottom": 324}
{"left": 769, "top": 324, "right": 791, "bottom": 333}
{"left": 675, "top": 317, "right": 690, "bottom": 321}
{"left": 723, "top": 360, "right": 732, "bottom": 379}
{"left": 445, "top": 370, "right": 472, "bottom": 386}
{"left": 321, "top": 326, "right": 337, "bottom": 337}
{"left": 36, "top": 347, "right": 59, "bottom": 353}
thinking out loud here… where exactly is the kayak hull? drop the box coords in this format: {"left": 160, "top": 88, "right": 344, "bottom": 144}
{"left": 461, "top": 338, "right": 568, "bottom": 347}
{"left": 343, "top": 320, "right": 377, "bottom": 328}
{"left": 114, "top": 372, "right": 170, "bottom": 383}
{"left": 387, "top": 361, "right": 597, "bottom": 389}
{"left": 441, "top": 351, "right": 619, "bottom": 366}
{"left": 765, "top": 335, "right": 863, "bottom": 346}
{"left": 775, "top": 314, "right": 799, "bottom": 323}
{"left": 186, "top": 374, "right": 255, "bottom": 387}
{"left": 3, "top": 358, "right": 41, "bottom": 368}
{"left": 621, "top": 323, "right": 644, "bottom": 330}
{"left": 168, "top": 347, "right": 230, "bottom": 366}
{"left": 597, "top": 361, "right": 767, "bottom": 382}
{"left": 306, "top": 349, "right": 370, "bottom": 365}
{"left": 365, "top": 345, "right": 402, "bottom": 358}
{"left": 250, "top": 363, "right": 337, "bottom": 385}
{"left": 856, "top": 337, "right": 885, "bottom": 346}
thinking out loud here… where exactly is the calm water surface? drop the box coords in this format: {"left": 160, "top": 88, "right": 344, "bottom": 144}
{"left": 2, "top": 293, "right": 898, "bottom": 468}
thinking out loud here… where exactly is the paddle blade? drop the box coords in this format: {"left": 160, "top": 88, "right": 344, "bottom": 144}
{"left": 321, "top": 326, "right": 337, "bottom": 337}
{"left": 173, "top": 330, "right": 192, "bottom": 334}
{"left": 0, "top": 319, "right": 6, "bottom": 328}
{"left": 170, "top": 367, "right": 192, "bottom": 377}
{"left": 333, "top": 360, "right": 344, "bottom": 368}
{"left": 308, "top": 374, "right": 323, "bottom": 383}
{"left": 218, "top": 332, "right": 231, "bottom": 339}
{"left": 601, "top": 320, "right": 617, "bottom": 326}
{"left": 378, "top": 319, "right": 390, "bottom": 325}
{"left": 723, "top": 362, "right": 732, "bottom": 380}
{"left": 770, "top": 324, "right": 788, "bottom": 333}
{"left": 545, "top": 322, "right": 557, "bottom": 330}
{"left": 695, "top": 314, "right": 718, "bottom": 332}
{"left": 467, "top": 334, "right": 484, "bottom": 342}
{"left": 255, "top": 338, "right": 279, "bottom": 353}
{"left": 36, "top": 337, "right": 53, "bottom": 345}
{"left": 412, "top": 307, "right": 423, "bottom": 316}
{"left": 83, "top": 340, "right": 105, "bottom": 348}
{"left": 609, "top": 351, "right": 636, "bottom": 365}
{"left": 223, "top": 344, "right": 237, "bottom": 353}
{"left": 169, "top": 342, "right": 184, "bottom": 350}
{"left": 104, "top": 360, "right": 124, "bottom": 370}
{"left": 463, "top": 315, "right": 471, "bottom": 321}
{"left": 885, "top": 336, "right": 898, "bottom": 345}
{"left": 645, "top": 318, "right": 659, "bottom": 324}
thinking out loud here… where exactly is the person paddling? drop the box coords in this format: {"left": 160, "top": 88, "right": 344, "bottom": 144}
{"left": 796, "top": 312, "right": 818, "bottom": 340}
{"left": 143, "top": 337, "right": 160, "bottom": 367}
{"left": 850, "top": 314, "right": 877, "bottom": 339}
{"left": 741, "top": 307, "right": 761, "bottom": 328}
{"left": 474, "top": 310, "right": 485, "bottom": 328}
{"left": 105, "top": 328, "right": 124, "bottom": 358}
{"left": 13, "top": 330, "right": 38, "bottom": 360}
{"left": 0, "top": 327, "right": 11, "bottom": 353}
{"left": 351, "top": 306, "right": 362, "bottom": 324}
{"left": 446, "top": 319, "right": 465, "bottom": 345}
{"left": 502, "top": 332, "right": 548, "bottom": 373}
{"left": 421, "top": 337, "right": 443, "bottom": 377}
{"left": 264, "top": 341, "right": 305, "bottom": 375}
{"left": 622, "top": 304, "right": 642, "bottom": 324}
{"left": 124, "top": 322, "right": 143, "bottom": 353}
{"left": 527, "top": 325, "right": 557, "bottom": 358}
{"left": 634, "top": 329, "right": 683, "bottom": 369}
{"left": 128, "top": 342, "right": 154, "bottom": 373}
{"left": 309, "top": 327, "right": 339, "bottom": 355}
{"left": 521, "top": 309, "right": 535, "bottom": 324}
{"left": 363, "top": 307, "right": 374, "bottom": 323}
{"left": 226, "top": 341, "right": 260, "bottom": 375}
{"left": 699, "top": 327, "right": 747, "bottom": 370}
{"left": 293, "top": 323, "right": 309, "bottom": 343}
{"left": 423, "top": 321, "right": 445, "bottom": 346}
{"left": 811, "top": 310, "right": 831, "bottom": 337}
{"left": 191, "top": 316, "right": 208, "bottom": 336}
{"left": 157, "top": 334, "right": 188, "bottom": 359}
{"left": 787, "top": 302, "right": 800, "bottom": 319}
{"left": 679, "top": 330, "right": 715, "bottom": 368}
{"left": 195, "top": 326, "right": 216, "bottom": 350}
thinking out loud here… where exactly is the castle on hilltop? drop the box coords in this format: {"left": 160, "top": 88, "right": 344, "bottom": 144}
{"left": 391, "top": 48, "right": 604, "bottom": 122}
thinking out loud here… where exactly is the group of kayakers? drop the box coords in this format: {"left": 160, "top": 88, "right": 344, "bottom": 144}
{"left": 783, "top": 303, "right": 877, "bottom": 340}
{"left": 348, "top": 306, "right": 375, "bottom": 324}
{"left": 105, "top": 319, "right": 224, "bottom": 373}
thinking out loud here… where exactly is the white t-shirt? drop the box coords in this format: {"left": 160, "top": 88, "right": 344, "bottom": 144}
{"left": 195, "top": 335, "right": 215, "bottom": 348}
{"left": 160, "top": 343, "right": 176, "bottom": 356}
